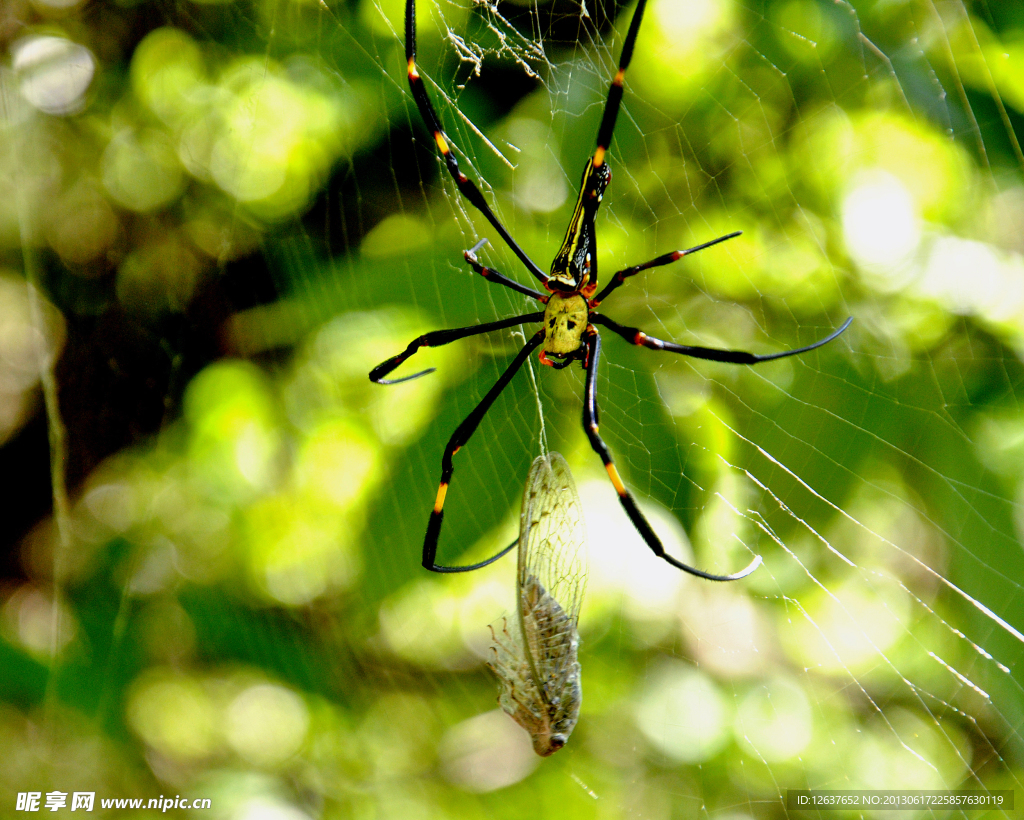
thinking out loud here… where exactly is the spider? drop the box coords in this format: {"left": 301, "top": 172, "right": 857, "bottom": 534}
{"left": 370, "top": 0, "right": 852, "bottom": 578}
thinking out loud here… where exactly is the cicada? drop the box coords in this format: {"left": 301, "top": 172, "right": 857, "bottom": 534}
{"left": 489, "top": 452, "right": 587, "bottom": 756}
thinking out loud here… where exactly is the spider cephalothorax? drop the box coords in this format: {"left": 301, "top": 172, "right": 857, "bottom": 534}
{"left": 539, "top": 293, "right": 589, "bottom": 367}
{"left": 370, "top": 0, "right": 852, "bottom": 578}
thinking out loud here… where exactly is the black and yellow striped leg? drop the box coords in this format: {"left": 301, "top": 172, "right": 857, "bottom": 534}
{"left": 590, "top": 231, "right": 741, "bottom": 306}
{"left": 582, "top": 328, "right": 761, "bottom": 581}
{"left": 592, "top": 314, "right": 853, "bottom": 365}
{"left": 424, "top": 330, "right": 546, "bottom": 572}
{"left": 591, "top": 0, "right": 649, "bottom": 169}
{"left": 464, "top": 239, "right": 546, "bottom": 302}
{"left": 369, "top": 312, "right": 544, "bottom": 384}
{"left": 405, "top": 0, "right": 548, "bottom": 286}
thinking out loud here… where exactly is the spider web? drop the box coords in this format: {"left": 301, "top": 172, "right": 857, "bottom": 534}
{"left": 2, "top": 0, "right": 1023, "bottom": 817}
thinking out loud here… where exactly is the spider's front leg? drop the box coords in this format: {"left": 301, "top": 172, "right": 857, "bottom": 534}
{"left": 589, "top": 231, "right": 742, "bottom": 306}
{"left": 580, "top": 327, "right": 761, "bottom": 581}
{"left": 423, "top": 329, "right": 546, "bottom": 572}
{"left": 464, "top": 239, "right": 547, "bottom": 302}
{"left": 405, "top": 0, "right": 548, "bottom": 286}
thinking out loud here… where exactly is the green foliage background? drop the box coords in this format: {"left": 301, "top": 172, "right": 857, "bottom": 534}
{"left": 2, "top": 0, "right": 1024, "bottom": 816}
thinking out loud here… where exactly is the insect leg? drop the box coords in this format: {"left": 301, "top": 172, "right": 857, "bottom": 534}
{"left": 424, "top": 329, "right": 546, "bottom": 572}
{"left": 581, "top": 328, "right": 761, "bottom": 581}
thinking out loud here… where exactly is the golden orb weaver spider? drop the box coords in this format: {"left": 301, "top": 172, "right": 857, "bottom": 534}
{"left": 370, "top": 0, "right": 853, "bottom": 578}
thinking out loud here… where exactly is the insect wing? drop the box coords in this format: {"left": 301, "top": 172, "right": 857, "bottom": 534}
{"left": 518, "top": 452, "right": 586, "bottom": 630}
{"left": 488, "top": 452, "right": 586, "bottom": 756}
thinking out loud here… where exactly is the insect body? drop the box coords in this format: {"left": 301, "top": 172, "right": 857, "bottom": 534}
{"left": 489, "top": 452, "right": 585, "bottom": 756}
{"left": 370, "top": 0, "right": 853, "bottom": 577}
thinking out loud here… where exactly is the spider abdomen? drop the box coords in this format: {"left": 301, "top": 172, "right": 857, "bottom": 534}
{"left": 548, "top": 159, "right": 612, "bottom": 291}
{"left": 543, "top": 293, "right": 589, "bottom": 357}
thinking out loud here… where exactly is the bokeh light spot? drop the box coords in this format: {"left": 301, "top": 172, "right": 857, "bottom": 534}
{"left": 0, "top": 274, "right": 65, "bottom": 446}
{"left": 360, "top": 214, "right": 430, "bottom": 258}
{"left": 226, "top": 684, "right": 310, "bottom": 767}
{"left": 131, "top": 28, "right": 206, "bottom": 127}
{"left": 439, "top": 710, "right": 537, "bottom": 792}
{"left": 13, "top": 35, "right": 95, "bottom": 116}
{"left": 505, "top": 118, "right": 569, "bottom": 214}
{"left": 46, "top": 178, "right": 119, "bottom": 266}
{"left": 1, "top": 585, "right": 77, "bottom": 657}
{"left": 636, "top": 661, "right": 729, "bottom": 762}
{"left": 735, "top": 676, "right": 813, "bottom": 761}
{"left": 102, "top": 129, "right": 184, "bottom": 213}
{"left": 184, "top": 361, "right": 282, "bottom": 501}
{"left": 297, "top": 419, "right": 380, "bottom": 509}
{"left": 116, "top": 237, "right": 203, "bottom": 315}
{"left": 582, "top": 479, "right": 686, "bottom": 622}
{"left": 232, "top": 798, "right": 312, "bottom": 820}
{"left": 783, "top": 578, "right": 911, "bottom": 674}
{"left": 127, "top": 675, "right": 219, "bottom": 761}
{"left": 919, "top": 235, "right": 1024, "bottom": 321}
{"left": 842, "top": 170, "right": 920, "bottom": 275}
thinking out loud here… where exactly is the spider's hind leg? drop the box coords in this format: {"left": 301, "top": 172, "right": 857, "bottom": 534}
{"left": 580, "top": 328, "right": 761, "bottom": 582}
{"left": 591, "top": 314, "right": 853, "bottom": 365}
{"left": 422, "top": 330, "right": 545, "bottom": 572}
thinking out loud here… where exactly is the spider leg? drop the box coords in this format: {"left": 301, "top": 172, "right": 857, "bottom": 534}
{"left": 581, "top": 327, "right": 761, "bottom": 581}
{"left": 424, "top": 329, "right": 546, "bottom": 572}
{"left": 591, "top": 0, "right": 648, "bottom": 168}
{"left": 464, "top": 239, "right": 546, "bottom": 302}
{"left": 591, "top": 231, "right": 742, "bottom": 306}
{"left": 591, "top": 314, "right": 853, "bottom": 364}
{"left": 370, "top": 311, "right": 544, "bottom": 384}
{"left": 406, "top": 0, "right": 548, "bottom": 286}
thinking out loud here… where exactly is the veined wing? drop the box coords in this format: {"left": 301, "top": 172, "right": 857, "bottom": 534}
{"left": 518, "top": 451, "right": 587, "bottom": 629}
{"left": 489, "top": 452, "right": 587, "bottom": 756}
